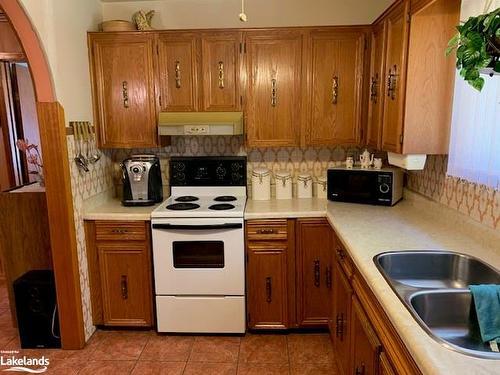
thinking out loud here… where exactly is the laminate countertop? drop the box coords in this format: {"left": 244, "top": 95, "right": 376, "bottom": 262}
{"left": 83, "top": 197, "right": 161, "bottom": 221}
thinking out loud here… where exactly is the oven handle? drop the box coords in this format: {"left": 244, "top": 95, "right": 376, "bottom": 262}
{"left": 152, "top": 223, "right": 243, "bottom": 230}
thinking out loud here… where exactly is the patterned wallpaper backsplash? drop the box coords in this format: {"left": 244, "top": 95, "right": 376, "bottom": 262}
{"left": 407, "top": 155, "right": 499, "bottom": 230}
{"left": 110, "top": 136, "right": 382, "bottom": 194}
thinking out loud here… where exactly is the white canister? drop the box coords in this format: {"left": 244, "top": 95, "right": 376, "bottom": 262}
{"left": 316, "top": 176, "right": 327, "bottom": 199}
{"left": 297, "top": 173, "right": 313, "bottom": 198}
{"left": 251, "top": 168, "right": 271, "bottom": 200}
{"left": 275, "top": 170, "right": 292, "bottom": 200}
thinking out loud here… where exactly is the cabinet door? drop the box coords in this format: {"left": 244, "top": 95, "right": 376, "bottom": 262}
{"left": 381, "top": 0, "right": 410, "bottom": 153}
{"left": 200, "top": 32, "right": 242, "bottom": 111}
{"left": 98, "top": 242, "right": 153, "bottom": 327}
{"left": 331, "top": 262, "right": 352, "bottom": 375}
{"left": 245, "top": 30, "right": 303, "bottom": 147}
{"left": 296, "top": 218, "right": 333, "bottom": 327}
{"left": 366, "top": 22, "right": 387, "bottom": 149}
{"left": 89, "top": 33, "right": 157, "bottom": 148}
{"left": 246, "top": 243, "right": 288, "bottom": 329}
{"left": 158, "top": 32, "right": 199, "bottom": 111}
{"left": 351, "top": 297, "right": 382, "bottom": 375}
{"left": 307, "top": 30, "right": 365, "bottom": 146}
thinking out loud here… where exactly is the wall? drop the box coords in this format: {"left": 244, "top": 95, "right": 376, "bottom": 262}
{"left": 101, "top": 0, "right": 394, "bottom": 29}
{"left": 18, "top": 0, "right": 112, "bottom": 340}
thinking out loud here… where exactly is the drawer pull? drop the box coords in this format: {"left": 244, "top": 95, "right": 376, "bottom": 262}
{"left": 257, "top": 228, "right": 276, "bottom": 235}
{"left": 336, "top": 248, "right": 345, "bottom": 260}
{"left": 175, "top": 60, "right": 181, "bottom": 88}
{"left": 271, "top": 78, "right": 277, "bottom": 107}
{"left": 332, "top": 75, "right": 339, "bottom": 104}
{"left": 326, "top": 266, "right": 332, "bottom": 289}
{"left": 218, "top": 61, "right": 225, "bottom": 89}
{"left": 314, "top": 260, "right": 321, "bottom": 287}
{"left": 121, "top": 275, "right": 128, "bottom": 300}
{"left": 265, "top": 276, "right": 272, "bottom": 303}
{"left": 111, "top": 228, "right": 129, "bottom": 234}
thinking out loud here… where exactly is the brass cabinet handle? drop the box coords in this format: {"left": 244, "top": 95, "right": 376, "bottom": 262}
{"left": 335, "top": 314, "right": 342, "bottom": 337}
{"left": 332, "top": 75, "right": 339, "bottom": 104}
{"left": 265, "top": 277, "right": 272, "bottom": 303}
{"left": 257, "top": 228, "right": 275, "bottom": 235}
{"left": 111, "top": 228, "right": 129, "bottom": 234}
{"left": 314, "top": 260, "right": 321, "bottom": 287}
{"left": 326, "top": 266, "right": 332, "bottom": 289}
{"left": 370, "top": 74, "right": 378, "bottom": 103}
{"left": 336, "top": 248, "right": 345, "bottom": 260}
{"left": 271, "top": 78, "right": 277, "bottom": 107}
{"left": 355, "top": 364, "right": 366, "bottom": 375}
{"left": 218, "top": 61, "right": 225, "bottom": 89}
{"left": 121, "top": 275, "right": 128, "bottom": 300}
{"left": 387, "top": 65, "right": 398, "bottom": 100}
{"left": 175, "top": 60, "right": 181, "bottom": 88}
{"left": 122, "top": 81, "right": 129, "bottom": 108}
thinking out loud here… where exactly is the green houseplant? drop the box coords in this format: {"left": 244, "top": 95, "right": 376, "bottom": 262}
{"left": 446, "top": 7, "right": 500, "bottom": 91}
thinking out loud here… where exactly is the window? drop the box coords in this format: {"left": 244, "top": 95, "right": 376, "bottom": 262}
{"left": 447, "top": 72, "right": 500, "bottom": 190}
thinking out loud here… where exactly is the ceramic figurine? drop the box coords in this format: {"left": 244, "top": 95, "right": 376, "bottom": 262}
{"left": 373, "top": 158, "right": 383, "bottom": 170}
{"left": 359, "top": 149, "right": 374, "bottom": 169}
{"left": 345, "top": 156, "right": 354, "bottom": 169}
{"left": 133, "top": 10, "right": 155, "bottom": 31}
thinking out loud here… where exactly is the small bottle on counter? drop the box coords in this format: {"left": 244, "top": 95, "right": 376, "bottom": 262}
{"left": 275, "top": 170, "right": 292, "bottom": 199}
{"left": 297, "top": 173, "right": 313, "bottom": 198}
{"left": 251, "top": 168, "right": 271, "bottom": 200}
{"left": 316, "top": 175, "right": 327, "bottom": 199}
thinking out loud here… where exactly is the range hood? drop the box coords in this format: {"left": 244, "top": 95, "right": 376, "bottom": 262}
{"left": 158, "top": 112, "right": 243, "bottom": 136}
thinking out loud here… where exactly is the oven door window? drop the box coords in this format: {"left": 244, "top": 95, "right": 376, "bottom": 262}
{"left": 172, "top": 241, "right": 225, "bottom": 268}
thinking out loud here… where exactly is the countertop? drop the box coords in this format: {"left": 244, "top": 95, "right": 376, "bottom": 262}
{"left": 325, "top": 193, "right": 500, "bottom": 375}
{"left": 83, "top": 191, "right": 500, "bottom": 374}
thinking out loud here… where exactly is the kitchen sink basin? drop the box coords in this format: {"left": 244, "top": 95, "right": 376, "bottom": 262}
{"left": 373, "top": 250, "right": 500, "bottom": 359}
{"left": 410, "top": 290, "right": 495, "bottom": 357}
{"left": 375, "top": 251, "right": 500, "bottom": 288}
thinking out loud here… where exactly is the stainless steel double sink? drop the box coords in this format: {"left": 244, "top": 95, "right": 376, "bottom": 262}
{"left": 374, "top": 251, "right": 500, "bottom": 359}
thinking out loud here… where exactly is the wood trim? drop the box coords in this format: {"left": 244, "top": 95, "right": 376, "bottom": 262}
{"left": 286, "top": 219, "right": 297, "bottom": 327}
{"left": 352, "top": 270, "right": 422, "bottom": 375}
{"left": 84, "top": 220, "right": 103, "bottom": 325}
{"left": 0, "top": 52, "right": 25, "bottom": 60}
{"left": 37, "top": 102, "right": 85, "bottom": 349}
{"left": 372, "top": 0, "right": 404, "bottom": 25}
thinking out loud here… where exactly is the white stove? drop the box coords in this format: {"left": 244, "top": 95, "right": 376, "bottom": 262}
{"left": 151, "top": 157, "right": 247, "bottom": 334}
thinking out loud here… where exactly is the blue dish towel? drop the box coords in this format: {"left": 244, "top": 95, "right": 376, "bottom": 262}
{"left": 469, "top": 285, "right": 500, "bottom": 345}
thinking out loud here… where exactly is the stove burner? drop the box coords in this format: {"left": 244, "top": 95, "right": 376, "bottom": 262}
{"left": 214, "top": 195, "right": 237, "bottom": 202}
{"left": 209, "top": 203, "right": 235, "bottom": 210}
{"left": 175, "top": 196, "right": 199, "bottom": 202}
{"left": 166, "top": 203, "right": 200, "bottom": 210}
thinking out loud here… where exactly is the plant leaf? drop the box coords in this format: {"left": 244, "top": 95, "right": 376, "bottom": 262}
{"left": 469, "top": 77, "right": 485, "bottom": 92}
{"left": 494, "top": 61, "right": 500, "bottom": 73}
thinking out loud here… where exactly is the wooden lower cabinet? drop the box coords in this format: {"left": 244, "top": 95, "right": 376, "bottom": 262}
{"left": 331, "top": 261, "right": 352, "bottom": 375}
{"left": 296, "top": 219, "right": 334, "bottom": 327}
{"left": 351, "top": 296, "right": 382, "bottom": 375}
{"left": 379, "top": 352, "right": 397, "bottom": 375}
{"left": 246, "top": 243, "right": 288, "bottom": 329}
{"left": 85, "top": 220, "right": 153, "bottom": 327}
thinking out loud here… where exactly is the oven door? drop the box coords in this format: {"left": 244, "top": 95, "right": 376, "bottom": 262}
{"left": 151, "top": 217, "right": 245, "bottom": 295}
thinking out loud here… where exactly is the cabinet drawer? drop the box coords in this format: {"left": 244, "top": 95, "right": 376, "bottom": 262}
{"left": 95, "top": 221, "right": 147, "bottom": 241}
{"left": 246, "top": 220, "right": 288, "bottom": 241}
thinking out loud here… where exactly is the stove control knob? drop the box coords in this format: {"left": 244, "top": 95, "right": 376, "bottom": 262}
{"left": 216, "top": 166, "right": 227, "bottom": 178}
{"left": 379, "top": 183, "right": 390, "bottom": 194}
{"left": 175, "top": 172, "right": 185, "bottom": 182}
{"left": 173, "top": 162, "right": 185, "bottom": 171}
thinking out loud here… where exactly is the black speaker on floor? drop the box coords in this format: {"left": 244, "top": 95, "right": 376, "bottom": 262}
{"left": 13, "top": 270, "right": 61, "bottom": 348}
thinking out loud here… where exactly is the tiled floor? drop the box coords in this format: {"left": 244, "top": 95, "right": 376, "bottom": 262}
{"left": 0, "top": 281, "right": 336, "bottom": 374}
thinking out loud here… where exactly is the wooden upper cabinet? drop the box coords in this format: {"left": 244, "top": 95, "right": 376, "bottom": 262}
{"left": 366, "top": 22, "right": 387, "bottom": 149}
{"left": 381, "top": 0, "right": 410, "bottom": 153}
{"left": 200, "top": 32, "right": 242, "bottom": 111}
{"left": 89, "top": 33, "right": 158, "bottom": 148}
{"left": 402, "top": 0, "right": 460, "bottom": 154}
{"left": 296, "top": 218, "right": 333, "bottom": 327}
{"left": 307, "top": 30, "right": 365, "bottom": 146}
{"left": 158, "top": 32, "right": 199, "bottom": 111}
{"left": 245, "top": 30, "right": 304, "bottom": 147}
{"left": 351, "top": 296, "right": 382, "bottom": 375}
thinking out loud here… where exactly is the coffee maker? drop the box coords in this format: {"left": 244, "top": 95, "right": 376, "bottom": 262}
{"left": 121, "top": 154, "right": 163, "bottom": 206}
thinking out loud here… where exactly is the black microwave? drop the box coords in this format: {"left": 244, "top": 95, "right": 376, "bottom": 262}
{"left": 327, "top": 168, "right": 403, "bottom": 206}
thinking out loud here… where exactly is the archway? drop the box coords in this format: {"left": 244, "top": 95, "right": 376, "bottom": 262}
{"left": 0, "top": 0, "right": 85, "bottom": 349}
